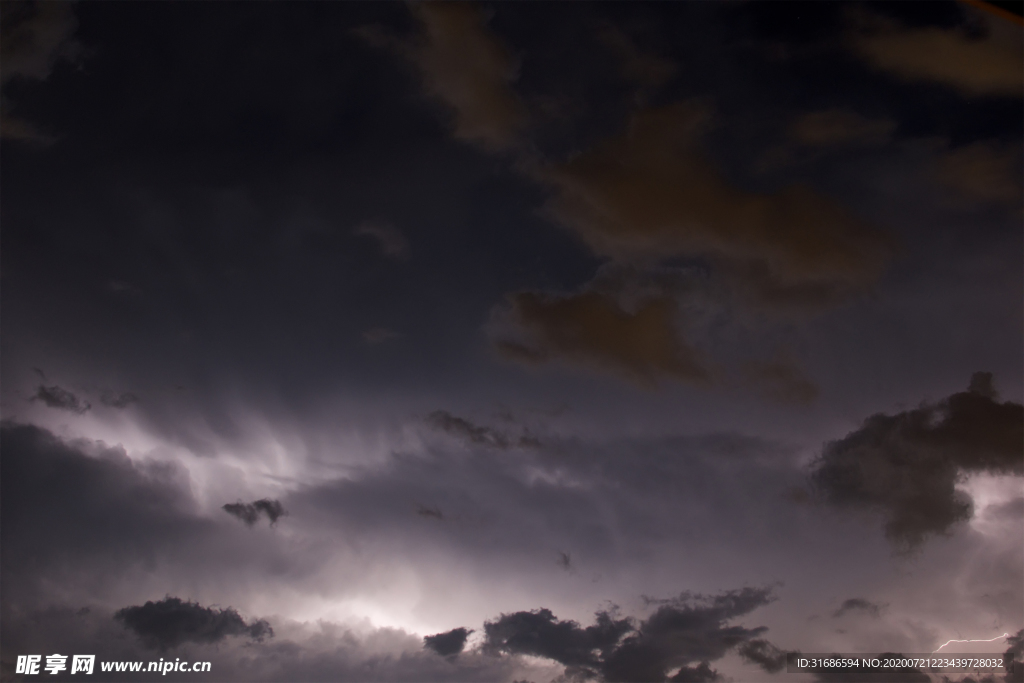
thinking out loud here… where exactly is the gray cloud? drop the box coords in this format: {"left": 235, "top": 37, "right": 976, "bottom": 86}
{"left": 115, "top": 596, "right": 273, "bottom": 651}
{"left": 831, "top": 598, "right": 884, "bottom": 619}
{"left": 100, "top": 390, "right": 139, "bottom": 409}
{"left": 809, "top": 372, "right": 1023, "bottom": 549}
{"left": 483, "top": 586, "right": 776, "bottom": 682}
{"left": 424, "top": 627, "right": 473, "bottom": 658}
{"left": 737, "top": 638, "right": 789, "bottom": 674}
{"left": 426, "top": 410, "right": 539, "bottom": 449}
{"left": 223, "top": 499, "right": 287, "bottom": 526}
{"left": 31, "top": 384, "right": 90, "bottom": 414}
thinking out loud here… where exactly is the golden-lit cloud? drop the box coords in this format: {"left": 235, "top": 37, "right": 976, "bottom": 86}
{"left": 408, "top": 3, "right": 527, "bottom": 152}
{"left": 596, "top": 23, "right": 676, "bottom": 91}
{"left": 790, "top": 109, "right": 895, "bottom": 147}
{"left": 936, "top": 141, "right": 1022, "bottom": 206}
{"left": 0, "top": 0, "right": 79, "bottom": 142}
{"left": 851, "top": 14, "right": 1023, "bottom": 97}
{"left": 538, "top": 102, "right": 892, "bottom": 303}
{"left": 494, "top": 288, "right": 709, "bottom": 386}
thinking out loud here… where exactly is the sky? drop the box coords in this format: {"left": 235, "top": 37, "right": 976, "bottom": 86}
{"left": 1, "top": 2, "right": 1022, "bottom": 682}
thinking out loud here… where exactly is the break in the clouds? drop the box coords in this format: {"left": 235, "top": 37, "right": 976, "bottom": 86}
{"left": 222, "top": 499, "right": 286, "bottom": 526}
{"left": 115, "top": 597, "right": 273, "bottom": 651}
{"left": 809, "top": 372, "right": 1024, "bottom": 549}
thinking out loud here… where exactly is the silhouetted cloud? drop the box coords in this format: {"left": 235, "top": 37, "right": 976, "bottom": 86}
{"left": 115, "top": 597, "right": 273, "bottom": 651}
{"left": 1004, "top": 629, "right": 1024, "bottom": 683}
{"left": 31, "top": 385, "right": 90, "bottom": 414}
{"left": 223, "top": 499, "right": 286, "bottom": 526}
{"left": 426, "top": 410, "right": 538, "bottom": 449}
{"left": 832, "top": 598, "right": 884, "bottom": 619}
{"left": 424, "top": 627, "right": 472, "bottom": 658}
{"left": 483, "top": 586, "right": 776, "bottom": 682}
{"left": 737, "top": 638, "right": 789, "bottom": 673}
{"left": 809, "top": 372, "right": 1023, "bottom": 549}
{"left": 557, "top": 551, "right": 572, "bottom": 572}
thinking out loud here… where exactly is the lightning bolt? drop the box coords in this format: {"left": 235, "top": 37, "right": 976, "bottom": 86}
{"left": 933, "top": 632, "right": 1011, "bottom": 653}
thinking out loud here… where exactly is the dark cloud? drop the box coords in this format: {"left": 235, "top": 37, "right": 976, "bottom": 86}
{"left": 831, "top": 598, "right": 884, "bottom": 619}
{"left": 936, "top": 141, "right": 1022, "bottom": 207}
{"left": 223, "top": 499, "right": 286, "bottom": 526}
{"left": 536, "top": 101, "right": 892, "bottom": 307}
{"left": 809, "top": 372, "right": 1024, "bottom": 549}
{"left": 493, "top": 289, "right": 709, "bottom": 386}
{"left": 849, "top": 9, "right": 1023, "bottom": 97}
{"left": 424, "top": 626, "right": 473, "bottom": 658}
{"left": 790, "top": 109, "right": 895, "bottom": 147}
{"left": 100, "top": 390, "right": 139, "bottom": 409}
{"left": 31, "top": 384, "right": 90, "bottom": 414}
{"left": 0, "top": 0, "right": 79, "bottom": 141}
{"left": 557, "top": 551, "right": 572, "bottom": 572}
{"left": 353, "top": 222, "right": 410, "bottom": 260}
{"left": 416, "top": 504, "right": 444, "bottom": 520}
{"left": 737, "top": 638, "right": 788, "bottom": 673}
{"left": 115, "top": 596, "right": 273, "bottom": 651}
{"left": 1005, "top": 629, "right": 1024, "bottom": 679}
{"left": 426, "top": 410, "right": 538, "bottom": 449}
{"left": 0, "top": 422, "right": 210, "bottom": 611}
{"left": 380, "top": 2, "right": 527, "bottom": 152}
{"left": 483, "top": 587, "right": 776, "bottom": 682}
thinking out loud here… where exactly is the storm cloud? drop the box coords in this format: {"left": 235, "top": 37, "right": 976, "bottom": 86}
{"left": 809, "top": 372, "right": 1024, "bottom": 548}
{"left": 115, "top": 597, "right": 273, "bottom": 651}
{"left": 482, "top": 586, "right": 777, "bottom": 682}
{"left": 426, "top": 410, "right": 538, "bottom": 449}
{"left": 31, "top": 384, "right": 90, "bottom": 413}
{"left": 832, "top": 598, "right": 885, "bottom": 619}
{"left": 223, "top": 499, "right": 287, "bottom": 526}
{"left": 424, "top": 627, "right": 473, "bottom": 658}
